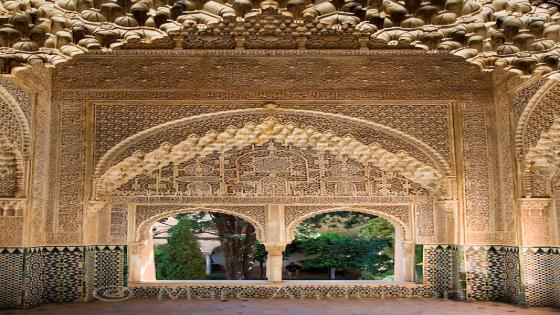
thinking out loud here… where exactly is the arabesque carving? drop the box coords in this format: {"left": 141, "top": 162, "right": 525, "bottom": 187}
{"left": 96, "top": 117, "right": 443, "bottom": 196}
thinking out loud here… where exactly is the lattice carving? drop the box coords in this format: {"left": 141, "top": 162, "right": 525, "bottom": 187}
{"left": 462, "top": 98, "right": 492, "bottom": 237}
{"left": 493, "top": 88, "right": 516, "bottom": 241}
{"left": 97, "top": 117, "right": 443, "bottom": 196}
{"left": 557, "top": 199, "right": 560, "bottom": 245}
{"left": 0, "top": 216, "right": 22, "bottom": 246}
{"left": 108, "top": 204, "right": 127, "bottom": 244}
{"left": 94, "top": 109, "right": 452, "bottom": 192}
{"left": 529, "top": 165, "right": 556, "bottom": 197}
{"left": 115, "top": 140, "right": 427, "bottom": 200}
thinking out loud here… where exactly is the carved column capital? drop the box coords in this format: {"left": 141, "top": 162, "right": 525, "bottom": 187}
{"left": 264, "top": 243, "right": 286, "bottom": 256}
{"left": 87, "top": 200, "right": 107, "bottom": 213}
{"left": 402, "top": 241, "right": 415, "bottom": 255}
{"left": 128, "top": 241, "right": 148, "bottom": 255}
{"left": 519, "top": 198, "right": 551, "bottom": 216}
{"left": 435, "top": 199, "right": 458, "bottom": 213}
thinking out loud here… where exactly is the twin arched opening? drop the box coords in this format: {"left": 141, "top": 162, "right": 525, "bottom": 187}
{"left": 98, "top": 109, "right": 446, "bottom": 285}
{"left": 129, "top": 206, "right": 415, "bottom": 284}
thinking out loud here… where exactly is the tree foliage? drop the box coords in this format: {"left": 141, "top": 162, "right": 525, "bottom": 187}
{"left": 155, "top": 217, "right": 206, "bottom": 280}
{"left": 287, "top": 212, "right": 395, "bottom": 279}
{"left": 297, "top": 211, "right": 377, "bottom": 233}
{"left": 359, "top": 217, "right": 395, "bottom": 259}
{"left": 156, "top": 211, "right": 259, "bottom": 280}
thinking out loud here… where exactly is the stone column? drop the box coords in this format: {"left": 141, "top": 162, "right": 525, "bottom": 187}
{"left": 394, "top": 228, "right": 414, "bottom": 282}
{"left": 128, "top": 236, "right": 156, "bottom": 282}
{"left": 519, "top": 198, "right": 553, "bottom": 247}
{"left": 83, "top": 201, "right": 106, "bottom": 245}
{"left": 435, "top": 200, "right": 457, "bottom": 244}
{"left": 204, "top": 253, "right": 212, "bottom": 275}
{"left": 264, "top": 244, "right": 285, "bottom": 282}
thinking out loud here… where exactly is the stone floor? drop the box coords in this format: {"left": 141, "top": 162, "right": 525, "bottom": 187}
{"left": 1, "top": 298, "right": 559, "bottom": 315}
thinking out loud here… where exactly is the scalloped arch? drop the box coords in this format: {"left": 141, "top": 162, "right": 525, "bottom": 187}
{"left": 515, "top": 77, "right": 560, "bottom": 159}
{"left": 285, "top": 206, "right": 409, "bottom": 243}
{"left": 136, "top": 207, "right": 265, "bottom": 243}
{"left": 94, "top": 109, "right": 451, "bottom": 178}
{"left": 95, "top": 115, "right": 446, "bottom": 195}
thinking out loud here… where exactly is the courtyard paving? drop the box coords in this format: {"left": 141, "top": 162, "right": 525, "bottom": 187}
{"left": 1, "top": 298, "right": 558, "bottom": 315}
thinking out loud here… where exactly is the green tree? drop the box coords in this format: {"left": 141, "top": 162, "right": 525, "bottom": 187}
{"left": 156, "top": 217, "right": 206, "bottom": 280}
{"left": 297, "top": 232, "right": 369, "bottom": 272}
{"left": 360, "top": 217, "right": 395, "bottom": 259}
{"left": 164, "top": 212, "right": 258, "bottom": 280}
{"left": 286, "top": 214, "right": 396, "bottom": 280}
{"left": 296, "top": 211, "right": 376, "bottom": 236}
{"left": 360, "top": 217, "right": 395, "bottom": 239}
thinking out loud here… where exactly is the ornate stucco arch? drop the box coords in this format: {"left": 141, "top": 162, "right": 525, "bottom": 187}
{"left": 514, "top": 77, "right": 560, "bottom": 248}
{"left": 515, "top": 77, "right": 560, "bottom": 159}
{"left": 94, "top": 108, "right": 451, "bottom": 179}
{"left": 136, "top": 207, "right": 266, "bottom": 243}
{"left": 285, "top": 206, "right": 409, "bottom": 243}
{"left": 130, "top": 205, "right": 266, "bottom": 282}
{"left": 93, "top": 109, "right": 451, "bottom": 198}
{"left": 515, "top": 76, "right": 560, "bottom": 197}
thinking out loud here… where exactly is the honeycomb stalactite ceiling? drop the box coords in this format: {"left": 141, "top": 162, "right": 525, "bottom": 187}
{"left": 95, "top": 117, "right": 443, "bottom": 196}
{"left": 0, "top": 0, "right": 559, "bottom": 75}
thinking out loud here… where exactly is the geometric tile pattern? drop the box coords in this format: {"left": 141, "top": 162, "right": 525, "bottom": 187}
{"left": 22, "top": 247, "right": 85, "bottom": 309}
{"left": 22, "top": 248, "right": 44, "bottom": 308}
{"left": 89, "top": 246, "right": 126, "bottom": 300}
{"left": 0, "top": 248, "right": 23, "bottom": 309}
{"left": 522, "top": 248, "right": 560, "bottom": 307}
{"left": 84, "top": 247, "right": 96, "bottom": 301}
{"left": 423, "top": 245, "right": 465, "bottom": 300}
{"left": 41, "top": 247, "right": 85, "bottom": 303}
{"left": 5, "top": 246, "right": 127, "bottom": 309}
{"left": 8, "top": 244, "right": 560, "bottom": 309}
{"left": 465, "top": 246, "right": 521, "bottom": 304}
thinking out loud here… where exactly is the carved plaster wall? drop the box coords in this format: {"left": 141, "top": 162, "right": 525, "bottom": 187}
{"left": 4, "top": 48, "right": 560, "bottom": 307}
